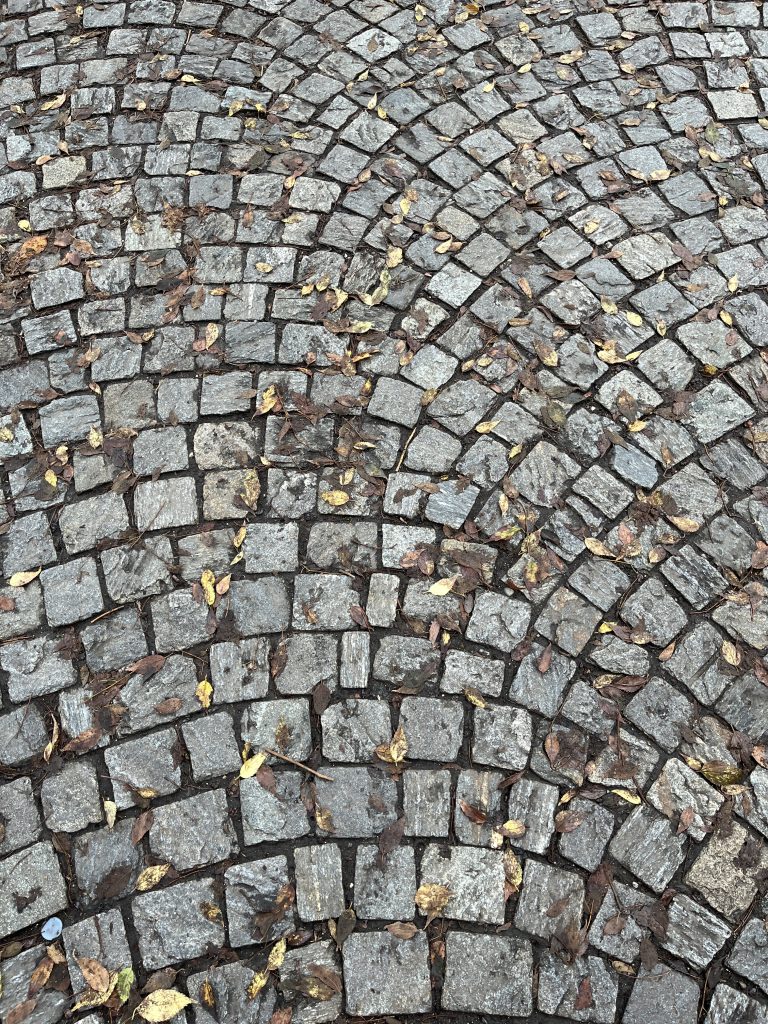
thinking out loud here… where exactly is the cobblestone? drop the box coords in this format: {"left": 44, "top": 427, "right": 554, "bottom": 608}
{"left": 1, "top": 0, "right": 767, "bottom": 1019}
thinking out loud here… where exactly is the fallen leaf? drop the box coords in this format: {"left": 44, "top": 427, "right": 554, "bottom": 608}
{"left": 200, "top": 569, "right": 216, "bottom": 606}
{"left": 240, "top": 751, "right": 267, "bottom": 778}
{"left": 428, "top": 575, "right": 458, "bottom": 596}
{"left": 103, "top": 800, "right": 117, "bottom": 829}
{"left": 415, "top": 882, "right": 451, "bottom": 925}
{"left": 584, "top": 538, "right": 614, "bottom": 558}
{"left": 77, "top": 957, "right": 111, "bottom": 994}
{"left": 8, "top": 568, "right": 42, "bottom": 587}
{"left": 610, "top": 788, "right": 641, "bottom": 805}
{"left": 320, "top": 490, "right": 350, "bottom": 506}
{"left": 135, "top": 989, "right": 195, "bottom": 1021}
{"left": 195, "top": 679, "right": 213, "bottom": 708}
{"left": 135, "top": 864, "right": 170, "bottom": 892}
{"left": 375, "top": 726, "right": 408, "bottom": 766}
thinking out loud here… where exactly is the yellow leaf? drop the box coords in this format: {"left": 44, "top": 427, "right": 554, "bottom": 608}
{"left": 266, "top": 938, "right": 286, "bottom": 971}
{"left": 728, "top": 275, "right": 739, "bottom": 293}
{"left": 386, "top": 247, "right": 403, "bottom": 269}
{"left": 40, "top": 93, "right": 67, "bottom": 111}
{"left": 721, "top": 640, "right": 741, "bottom": 667}
{"left": 0, "top": 426, "right": 13, "bottom": 444}
{"left": 321, "top": 489, "right": 350, "bottom": 507}
{"left": 699, "top": 760, "right": 743, "bottom": 786}
{"left": 626, "top": 311, "right": 643, "bottom": 326}
{"left": 8, "top": 568, "right": 42, "bottom": 587}
{"left": 195, "top": 679, "right": 213, "bottom": 708}
{"left": 44, "top": 469, "right": 58, "bottom": 488}
{"left": 584, "top": 538, "right": 614, "bottom": 558}
{"left": 200, "top": 569, "right": 216, "bottom": 606}
{"left": 628, "top": 419, "right": 647, "bottom": 432}
{"left": 240, "top": 751, "right": 267, "bottom": 778}
{"left": 648, "top": 168, "right": 671, "bottom": 181}
{"left": 611, "top": 788, "right": 641, "bottom": 805}
{"left": 415, "top": 882, "right": 452, "bottom": 924}
{"left": 87, "top": 425, "right": 103, "bottom": 448}
{"left": 135, "top": 864, "right": 171, "bottom": 892}
{"left": 475, "top": 420, "right": 499, "bottom": 434}
{"left": 246, "top": 971, "right": 269, "bottom": 1000}
{"left": 204, "top": 322, "right": 219, "bottom": 348}
{"left": 399, "top": 197, "right": 411, "bottom": 216}
{"left": 429, "top": 575, "right": 459, "bottom": 596}
{"left": 233, "top": 526, "right": 247, "bottom": 548}
{"left": 582, "top": 219, "right": 600, "bottom": 235}
{"left": 720, "top": 310, "right": 733, "bottom": 326}
{"left": 612, "top": 961, "right": 636, "bottom": 977}
{"left": 255, "top": 262, "right": 273, "bottom": 273}
{"left": 239, "top": 469, "right": 261, "bottom": 509}
{"left": 463, "top": 687, "right": 486, "bottom": 708}
{"left": 435, "top": 238, "right": 453, "bottom": 254}
{"left": 503, "top": 849, "right": 523, "bottom": 890}
{"left": 346, "top": 320, "right": 374, "bottom": 334}
{"left": 500, "top": 819, "right": 526, "bottom": 838}
{"left": 366, "top": 92, "right": 378, "bottom": 110}
{"left": 135, "top": 989, "right": 195, "bottom": 1022}
{"left": 518, "top": 276, "right": 533, "bottom": 299}
{"left": 104, "top": 799, "right": 117, "bottom": 829}
{"left": 600, "top": 296, "right": 618, "bottom": 315}
{"left": 668, "top": 515, "right": 700, "bottom": 533}
{"left": 482, "top": 80, "right": 496, "bottom": 92}
{"left": 508, "top": 444, "right": 523, "bottom": 460}
{"left": 376, "top": 725, "right": 408, "bottom": 766}
{"left": 534, "top": 340, "right": 558, "bottom": 366}
{"left": 18, "top": 219, "right": 31, "bottom": 231}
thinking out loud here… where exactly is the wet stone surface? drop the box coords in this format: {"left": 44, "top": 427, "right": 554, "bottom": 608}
{"left": 2, "top": 0, "right": 768, "bottom": 1021}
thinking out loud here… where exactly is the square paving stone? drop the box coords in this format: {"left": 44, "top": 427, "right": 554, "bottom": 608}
{"left": 624, "top": 965, "right": 699, "bottom": 1024}
{"left": 240, "top": 771, "right": 310, "bottom": 845}
{"left": 225, "top": 855, "right": 296, "bottom": 947}
{"left": 705, "top": 985, "right": 768, "bottom": 1024}
{"left": 399, "top": 696, "right": 463, "bottom": 762}
{"left": 354, "top": 845, "right": 416, "bottom": 921}
{"left": 660, "top": 895, "right": 731, "bottom": 970}
{"left": 0, "top": 778, "right": 42, "bottom": 856}
{"left": 0, "top": 842, "right": 68, "bottom": 939}
{"left": 610, "top": 805, "right": 687, "bottom": 893}
{"left": 686, "top": 820, "right": 768, "bottom": 921}
{"left": 343, "top": 932, "right": 432, "bottom": 1016}
{"left": 132, "top": 878, "right": 226, "bottom": 969}
{"left": 729, "top": 917, "right": 768, "bottom": 996}
{"left": 465, "top": 591, "right": 531, "bottom": 652}
{"left": 280, "top": 940, "right": 342, "bottom": 1024}
{"left": 314, "top": 766, "right": 397, "bottom": 839}
{"left": 321, "top": 699, "right": 390, "bottom": 762}
{"left": 187, "top": 962, "right": 276, "bottom": 1024}
{"left": 73, "top": 818, "right": 145, "bottom": 902}
{"left": 442, "top": 932, "right": 533, "bottom": 1016}
{"left": 40, "top": 760, "right": 102, "bottom": 833}
{"left": 420, "top": 844, "right": 506, "bottom": 925}
{"left": 40, "top": 557, "right": 104, "bottom": 626}
{"left": 242, "top": 698, "right": 311, "bottom": 763}
{"left": 182, "top": 712, "right": 241, "bottom": 780}
{"left": 0, "top": 946, "right": 69, "bottom": 1022}
{"left": 148, "top": 790, "right": 237, "bottom": 870}
{"left": 472, "top": 705, "right": 532, "bottom": 771}
{"left": 538, "top": 952, "right": 618, "bottom": 1023}
{"left": 63, "top": 909, "right": 132, "bottom": 995}
{"left": 513, "top": 860, "right": 585, "bottom": 941}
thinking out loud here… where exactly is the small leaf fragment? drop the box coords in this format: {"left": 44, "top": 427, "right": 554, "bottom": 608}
{"left": 135, "top": 864, "right": 171, "bottom": 892}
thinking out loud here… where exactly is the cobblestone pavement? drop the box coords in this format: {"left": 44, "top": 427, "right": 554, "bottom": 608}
{"left": 3, "top": 0, "right": 768, "bottom": 1021}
